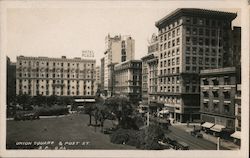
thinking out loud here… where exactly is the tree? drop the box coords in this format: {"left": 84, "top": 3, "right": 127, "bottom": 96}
{"left": 104, "top": 96, "right": 133, "bottom": 129}
{"left": 143, "top": 123, "right": 165, "bottom": 150}
{"left": 84, "top": 104, "right": 96, "bottom": 126}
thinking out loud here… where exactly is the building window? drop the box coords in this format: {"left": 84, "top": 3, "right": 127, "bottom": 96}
{"left": 192, "top": 28, "right": 197, "bottom": 35}
{"left": 211, "top": 30, "right": 216, "bottom": 36}
{"left": 186, "top": 57, "right": 190, "bottom": 64}
{"left": 212, "top": 91, "right": 219, "bottom": 98}
{"left": 198, "top": 19, "right": 204, "bottom": 25}
{"left": 224, "top": 77, "right": 231, "bottom": 85}
{"left": 186, "top": 37, "right": 191, "bottom": 44}
{"left": 192, "top": 86, "right": 196, "bottom": 92}
{"left": 193, "top": 18, "right": 197, "bottom": 25}
{"left": 176, "top": 48, "right": 180, "bottom": 55}
{"left": 223, "top": 91, "right": 231, "bottom": 99}
{"left": 176, "top": 57, "right": 180, "bottom": 65}
{"left": 177, "top": 28, "right": 180, "bottom": 35}
{"left": 203, "top": 91, "right": 209, "bottom": 97}
{"left": 213, "top": 103, "right": 219, "bottom": 112}
{"left": 186, "top": 27, "right": 190, "bottom": 34}
{"left": 176, "top": 38, "right": 180, "bottom": 45}
{"left": 186, "top": 86, "right": 190, "bottom": 92}
{"left": 212, "top": 79, "right": 219, "bottom": 86}
{"left": 224, "top": 104, "right": 230, "bottom": 113}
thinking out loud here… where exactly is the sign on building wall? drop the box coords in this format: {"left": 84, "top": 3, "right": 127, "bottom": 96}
{"left": 82, "top": 50, "right": 95, "bottom": 58}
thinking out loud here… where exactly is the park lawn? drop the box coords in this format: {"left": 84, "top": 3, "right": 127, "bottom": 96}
{"left": 6, "top": 113, "right": 135, "bottom": 150}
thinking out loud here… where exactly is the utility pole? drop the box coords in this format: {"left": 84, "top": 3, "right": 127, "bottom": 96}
{"left": 217, "top": 137, "right": 220, "bottom": 150}
{"left": 147, "top": 108, "right": 150, "bottom": 126}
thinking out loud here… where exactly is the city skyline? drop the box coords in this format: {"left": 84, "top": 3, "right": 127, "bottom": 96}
{"left": 6, "top": 5, "right": 241, "bottom": 66}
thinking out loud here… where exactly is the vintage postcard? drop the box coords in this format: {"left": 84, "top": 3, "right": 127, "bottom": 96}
{"left": 0, "top": 0, "right": 249, "bottom": 157}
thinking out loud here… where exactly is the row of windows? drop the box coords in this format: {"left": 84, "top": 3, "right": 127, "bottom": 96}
{"left": 159, "top": 19, "right": 182, "bottom": 34}
{"left": 159, "top": 67, "right": 180, "bottom": 75}
{"left": 203, "top": 102, "right": 231, "bottom": 113}
{"left": 159, "top": 85, "right": 180, "bottom": 93}
{"left": 186, "top": 27, "right": 220, "bottom": 37}
{"left": 160, "top": 58, "right": 180, "bottom": 67}
{"left": 17, "top": 68, "right": 95, "bottom": 73}
{"left": 19, "top": 60, "right": 94, "bottom": 68}
{"left": 159, "top": 38, "right": 180, "bottom": 51}
{"left": 160, "top": 47, "right": 180, "bottom": 59}
{"left": 20, "top": 85, "right": 94, "bottom": 90}
{"left": 186, "top": 46, "right": 222, "bottom": 56}
{"left": 186, "top": 57, "right": 219, "bottom": 65}
{"left": 202, "top": 77, "right": 232, "bottom": 85}
{"left": 18, "top": 73, "right": 94, "bottom": 79}
{"left": 185, "top": 66, "right": 216, "bottom": 72}
{"left": 185, "top": 17, "right": 230, "bottom": 28}
{"left": 19, "top": 90, "right": 94, "bottom": 96}
{"left": 203, "top": 91, "right": 231, "bottom": 99}
{"left": 160, "top": 28, "right": 181, "bottom": 42}
{"left": 159, "top": 76, "right": 180, "bottom": 84}
{"left": 186, "top": 36, "right": 221, "bottom": 46}
{"left": 18, "top": 79, "right": 94, "bottom": 84}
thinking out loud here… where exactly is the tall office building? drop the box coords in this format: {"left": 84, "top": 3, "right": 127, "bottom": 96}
{"left": 100, "top": 57, "right": 105, "bottom": 92}
{"left": 95, "top": 66, "right": 101, "bottom": 92}
{"left": 103, "top": 34, "right": 135, "bottom": 95}
{"left": 155, "top": 8, "right": 237, "bottom": 122}
{"left": 141, "top": 34, "right": 159, "bottom": 105}
{"left": 16, "top": 56, "right": 96, "bottom": 97}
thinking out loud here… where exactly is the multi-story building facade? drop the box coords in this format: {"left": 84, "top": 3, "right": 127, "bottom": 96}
{"left": 141, "top": 34, "right": 159, "bottom": 105}
{"left": 230, "top": 83, "right": 241, "bottom": 144}
{"left": 100, "top": 57, "right": 105, "bottom": 92}
{"left": 95, "top": 66, "right": 101, "bottom": 93}
{"left": 16, "top": 56, "right": 96, "bottom": 97}
{"left": 200, "top": 67, "right": 236, "bottom": 133}
{"left": 234, "top": 84, "right": 241, "bottom": 132}
{"left": 154, "top": 8, "right": 237, "bottom": 122}
{"left": 114, "top": 60, "right": 142, "bottom": 103}
{"left": 6, "top": 57, "right": 16, "bottom": 105}
{"left": 103, "top": 35, "right": 135, "bottom": 95}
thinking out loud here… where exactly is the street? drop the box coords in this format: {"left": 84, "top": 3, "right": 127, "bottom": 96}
{"left": 166, "top": 126, "right": 228, "bottom": 150}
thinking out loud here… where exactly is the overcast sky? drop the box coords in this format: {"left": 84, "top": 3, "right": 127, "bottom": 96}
{"left": 6, "top": 2, "right": 241, "bottom": 66}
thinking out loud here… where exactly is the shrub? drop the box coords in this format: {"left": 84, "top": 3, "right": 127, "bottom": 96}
{"left": 110, "top": 128, "right": 144, "bottom": 148}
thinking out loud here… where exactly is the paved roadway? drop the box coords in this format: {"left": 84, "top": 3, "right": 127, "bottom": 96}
{"left": 166, "top": 126, "right": 228, "bottom": 150}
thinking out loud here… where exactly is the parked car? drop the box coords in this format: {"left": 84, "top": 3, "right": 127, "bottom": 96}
{"left": 176, "top": 141, "right": 189, "bottom": 150}
{"left": 190, "top": 130, "right": 203, "bottom": 138}
{"left": 103, "top": 127, "right": 117, "bottom": 134}
{"left": 158, "top": 138, "right": 171, "bottom": 149}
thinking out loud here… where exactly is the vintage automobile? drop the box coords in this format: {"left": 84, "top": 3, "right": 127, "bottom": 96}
{"left": 190, "top": 130, "right": 203, "bottom": 138}
{"left": 176, "top": 141, "right": 190, "bottom": 150}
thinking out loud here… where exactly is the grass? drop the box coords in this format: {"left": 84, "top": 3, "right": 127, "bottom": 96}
{"left": 6, "top": 113, "right": 135, "bottom": 150}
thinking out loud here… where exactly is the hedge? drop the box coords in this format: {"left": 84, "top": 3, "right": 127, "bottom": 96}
{"left": 36, "top": 106, "right": 69, "bottom": 116}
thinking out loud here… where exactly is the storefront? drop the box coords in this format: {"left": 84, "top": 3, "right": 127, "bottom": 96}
{"left": 231, "top": 131, "right": 241, "bottom": 146}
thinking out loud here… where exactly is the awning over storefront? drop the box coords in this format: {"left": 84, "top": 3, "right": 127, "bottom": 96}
{"left": 231, "top": 131, "right": 241, "bottom": 139}
{"left": 201, "top": 122, "right": 215, "bottom": 128}
{"left": 210, "top": 124, "right": 225, "bottom": 132}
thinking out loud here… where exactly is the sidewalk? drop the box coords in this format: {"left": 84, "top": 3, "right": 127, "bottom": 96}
{"left": 172, "top": 123, "right": 240, "bottom": 150}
